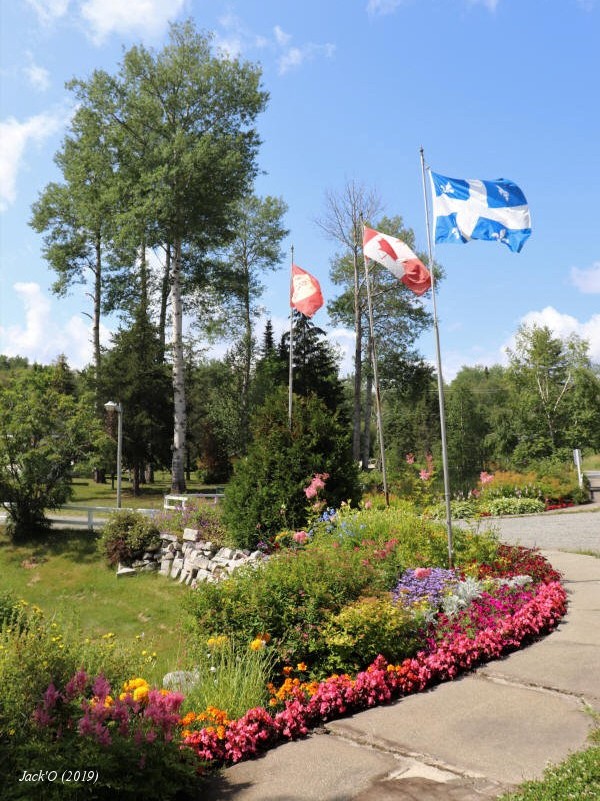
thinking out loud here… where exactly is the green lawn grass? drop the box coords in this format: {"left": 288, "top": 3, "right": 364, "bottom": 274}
{"left": 500, "top": 729, "right": 600, "bottom": 801}
{"left": 68, "top": 472, "right": 225, "bottom": 509}
{"left": 0, "top": 525, "right": 192, "bottom": 684}
{"left": 582, "top": 453, "right": 600, "bottom": 471}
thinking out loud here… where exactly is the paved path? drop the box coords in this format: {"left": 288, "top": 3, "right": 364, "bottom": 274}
{"left": 203, "top": 517, "right": 600, "bottom": 801}
{"left": 463, "top": 505, "right": 600, "bottom": 552}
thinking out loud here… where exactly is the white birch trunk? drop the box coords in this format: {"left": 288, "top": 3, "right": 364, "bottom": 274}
{"left": 170, "top": 238, "right": 187, "bottom": 492}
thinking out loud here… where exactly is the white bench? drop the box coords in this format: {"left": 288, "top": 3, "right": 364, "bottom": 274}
{"left": 163, "top": 493, "right": 223, "bottom": 510}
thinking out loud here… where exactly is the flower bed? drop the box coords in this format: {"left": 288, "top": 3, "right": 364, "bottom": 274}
{"left": 26, "top": 546, "right": 567, "bottom": 790}
{"left": 180, "top": 550, "right": 567, "bottom": 767}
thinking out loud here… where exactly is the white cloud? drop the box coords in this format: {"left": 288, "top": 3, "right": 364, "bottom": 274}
{"left": 213, "top": 16, "right": 334, "bottom": 75}
{"left": 466, "top": 0, "right": 500, "bottom": 10}
{"left": 504, "top": 306, "right": 600, "bottom": 364}
{"left": 0, "top": 283, "right": 112, "bottom": 368}
{"left": 0, "top": 111, "right": 66, "bottom": 211}
{"left": 274, "top": 25, "right": 291, "bottom": 47}
{"left": 571, "top": 261, "right": 600, "bottom": 294}
{"left": 79, "top": 0, "right": 186, "bottom": 45}
{"left": 25, "top": 0, "right": 70, "bottom": 25}
{"left": 366, "top": 0, "right": 404, "bottom": 16}
{"left": 213, "top": 13, "right": 270, "bottom": 59}
{"left": 24, "top": 53, "right": 51, "bottom": 91}
{"left": 278, "top": 42, "right": 336, "bottom": 75}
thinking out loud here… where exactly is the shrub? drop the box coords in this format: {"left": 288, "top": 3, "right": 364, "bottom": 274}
{"left": 321, "top": 594, "right": 427, "bottom": 674}
{"left": 184, "top": 540, "right": 375, "bottom": 672}
{"left": 223, "top": 388, "right": 360, "bottom": 550}
{"left": 100, "top": 510, "right": 161, "bottom": 567}
{"left": 482, "top": 497, "right": 545, "bottom": 516}
{"left": 0, "top": 603, "right": 152, "bottom": 792}
{"left": 3, "top": 672, "right": 200, "bottom": 801}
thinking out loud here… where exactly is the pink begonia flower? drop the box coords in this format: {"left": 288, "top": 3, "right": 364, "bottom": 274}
{"left": 414, "top": 567, "right": 432, "bottom": 579}
{"left": 419, "top": 469, "right": 431, "bottom": 481}
{"left": 293, "top": 530, "right": 309, "bottom": 544}
{"left": 406, "top": 453, "right": 415, "bottom": 464}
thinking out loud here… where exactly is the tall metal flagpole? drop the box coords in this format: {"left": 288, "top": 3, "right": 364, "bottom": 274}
{"left": 420, "top": 147, "right": 453, "bottom": 568}
{"left": 361, "top": 225, "right": 390, "bottom": 506}
{"left": 288, "top": 245, "right": 294, "bottom": 428}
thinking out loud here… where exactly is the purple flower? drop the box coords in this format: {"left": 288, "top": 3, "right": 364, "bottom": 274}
{"left": 392, "top": 567, "right": 458, "bottom": 607}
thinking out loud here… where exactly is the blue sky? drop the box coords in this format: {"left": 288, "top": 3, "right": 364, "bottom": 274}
{"left": 1, "top": 0, "right": 599, "bottom": 379}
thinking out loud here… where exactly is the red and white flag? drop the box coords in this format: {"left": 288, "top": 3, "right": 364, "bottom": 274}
{"left": 290, "top": 264, "right": 324, "bottom": 317}
{"left": 362, "top": 226, "right": 431, "bottom": 296}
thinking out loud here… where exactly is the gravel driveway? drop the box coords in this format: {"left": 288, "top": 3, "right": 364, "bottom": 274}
{"left": 457, "top": 505, "right": 600, "bottom": 551}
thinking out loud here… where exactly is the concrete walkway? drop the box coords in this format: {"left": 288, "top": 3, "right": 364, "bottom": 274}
{"left": 203, "top": 531, "right": 600, "bottom": 800}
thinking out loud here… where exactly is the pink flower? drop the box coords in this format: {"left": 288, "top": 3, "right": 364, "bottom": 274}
{"left": 414, "top": 567, "right": 432, "bottom": 580}
{"left": 480, "top": 471, "right": 494, "bottom": 485}
{"left": 304, "top": 473, "right": 329, "bottom": 499}
{"left": 406, "top": 453, "right": 415, "bottom": 464}
{"left": 364, "top": 500, "right": 372, "bottom": 510}
{"left": 293, "top": 530, "right": 309, "bottom": 544}
{"left": 419, "top": 470, "right": 431, "bottom": 481}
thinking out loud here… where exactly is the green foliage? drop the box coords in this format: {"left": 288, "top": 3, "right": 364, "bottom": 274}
{"left": 182, "top": 636, "right": 276, "bottom": 720}
{"left": 0, "top": 597, "right": 191, "bottom": 800}
{"left": 184, "top": 540, "right": 374, "bottom": 672}
{"left": 0, "top": 604, "right": 147, "bottom": 745}
{"left": 482, "top": 497, "right": 546, "bottom": 516}
{"left": 322, "top": 594, "right": 426, "bottom": 674}
{"left": 428, "top": 499, "right": 479, "bottom": 520}
{"left": 99, "top": 311, "right": 172, "bottom": 490}
{"left": 100, "top": 509, "right": 161, "bottom": 566}
{"left": 185, "top": 505, "right": 498, "bottom": 675}
{"left": 498, "top": 743, "right": 600, "bottom": 801}
{"left": 223, "top": 387, "right": 360, "bottom": 549}
{"left": 0, "top": 367, "right": 105, "bottom": 540}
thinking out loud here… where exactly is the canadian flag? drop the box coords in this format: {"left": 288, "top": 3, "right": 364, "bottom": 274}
{"left": 290, "top": 264, "right": 324, "bottom": 317}
{"left": 362, "top": 226, "right": 431, "bottom": 296}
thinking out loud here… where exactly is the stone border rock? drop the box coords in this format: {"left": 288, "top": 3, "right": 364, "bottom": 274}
{"left": 117, "top": 528, "right": 265, "bottom": 586}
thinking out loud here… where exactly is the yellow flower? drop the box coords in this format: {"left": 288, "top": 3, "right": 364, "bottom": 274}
{"left": 249, "top": 638, "right": 266, "bottom": 651}
{"left": 133, "top": 685, "right": 149, "bottom": 703}
{"left": 296, "top": 662, "right": 307, "bottom": 672}
{"left": 207, "top": 635, "right": 228, "bottom": 649}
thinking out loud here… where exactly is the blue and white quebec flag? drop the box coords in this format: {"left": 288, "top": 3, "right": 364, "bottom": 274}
{"left": 430, "top": 171, "right": 531, "bottom": 253}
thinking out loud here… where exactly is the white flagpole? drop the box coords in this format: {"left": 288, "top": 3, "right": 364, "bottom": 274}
{"left": 420, "top": 146, "right": 454, "bottom": 568}
{"left": 361, "top": 226, "right": 389, "bottom": 506}
{"left": 288, "top": 245, "right": 294, "bottom": 428}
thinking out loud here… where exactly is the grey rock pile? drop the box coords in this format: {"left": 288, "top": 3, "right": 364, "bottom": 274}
{"left": 118, "top": 527, "right": 265, "bottom": 586}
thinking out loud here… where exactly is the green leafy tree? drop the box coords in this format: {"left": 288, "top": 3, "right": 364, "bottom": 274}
{"left": 506, "top": 324, "right": 595, "bottom": 462}
{"left": 223, "top": 386, "right": 360, "bottom": 549}
{"left": 99, "top": 311, "right": 172, "bottom": 494}
{"left": 207, "top": 195, "right": 289, "bottom": 447}
{"left": 0, "top": 368, "right": 104, "bottom": 539}
{"left": 111, "top": 22, "right": 268, "bottom": 493}
{"left": 328, "top": 214, "right": 433, "bottom": 467}
{"left": 29, "top": 77, "right": 119, "bottom": 402}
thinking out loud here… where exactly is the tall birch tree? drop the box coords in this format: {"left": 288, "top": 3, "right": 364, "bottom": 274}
{"left": 108, "top": 22, "right": 267, "bottom": 491}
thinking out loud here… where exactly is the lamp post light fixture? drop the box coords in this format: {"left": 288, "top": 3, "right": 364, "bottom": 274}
{"left": 104, "top": 401, "right": 123, "bottom": 508}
